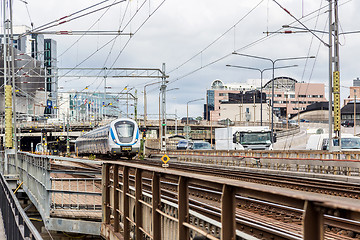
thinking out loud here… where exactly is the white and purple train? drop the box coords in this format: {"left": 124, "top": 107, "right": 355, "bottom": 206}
{"left": 75, "top": 118, "right": 140, "bottom": 158}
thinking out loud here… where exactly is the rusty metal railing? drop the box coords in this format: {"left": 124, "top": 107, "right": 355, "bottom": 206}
{"left": 101, "top": 161, "right": 360, "bottom": 240}
{"left": 152, "top": 150, "right": 360, "bottom": 176}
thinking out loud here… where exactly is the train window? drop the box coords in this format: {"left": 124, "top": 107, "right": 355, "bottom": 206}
{"left": 114, "top": 121, "right": 135, "bottom": 143}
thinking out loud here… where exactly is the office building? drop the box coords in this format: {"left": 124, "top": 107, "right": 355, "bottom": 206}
{"left": 205, "top": 77, "right": 327, "bottom": 122}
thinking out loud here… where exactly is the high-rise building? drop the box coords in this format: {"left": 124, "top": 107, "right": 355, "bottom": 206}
{"left": 44, "top": 39, "right": 57, "bottom": 116}
{"left": 0, "top": 25, "right": 57, "bottom": 118}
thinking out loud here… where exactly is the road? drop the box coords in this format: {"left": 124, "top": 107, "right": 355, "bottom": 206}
{"left": 273, "top": 122, "right": 359, "bottom": 150}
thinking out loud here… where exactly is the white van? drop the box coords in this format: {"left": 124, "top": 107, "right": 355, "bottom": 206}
{"left": 306, "top": 134, "right": 360, "bottom": 151}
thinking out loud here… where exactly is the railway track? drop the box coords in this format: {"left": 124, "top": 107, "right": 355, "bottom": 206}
{"left": 53, "top": 156, "right": 360, "bottom": 239}
{"left": 124, "top": 158, "right": 360, "bottom": 199}
{"left": 132, "top": 170, "right": 360, "bottom": 239}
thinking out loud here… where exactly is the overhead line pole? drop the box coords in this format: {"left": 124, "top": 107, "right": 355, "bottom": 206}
{"left": 9, "top": 0, "right": 18, "bottom": 165}
{"left": 333, "top": 0, "right": 341, "bottom": 150}
{"left": 160, "top": 63, "right": 167, "bottom": 152}
{"left": 328, "top": 0, "right": 334, "bottom": 151}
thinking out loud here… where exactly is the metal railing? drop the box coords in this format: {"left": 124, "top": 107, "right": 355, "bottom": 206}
{"left": 0, "top": 173, "right": 42, "bottom": 240}
{"left": 0, "top": 152, "right": 102, "bottom": 235}
{"left": 154, "top": 150, "right": 360, "bottom": 177}
{"left": 51, "top": 178, "right": 102, "bottom": 211}
{"left": 101, "top": 161, "right": 360, "bottom": 240}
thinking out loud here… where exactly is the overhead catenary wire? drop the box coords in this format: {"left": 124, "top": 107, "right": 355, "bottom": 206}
{"left": 272, "top": 0, "right": 329, "bottom": 47}
{"left": 62, "top": 0, "right": 166, "bottom": 105}
{"left": 29, "top": 0, "right": 116, "bottom": 33}
{"left": 33, "top": 0, "right": 126, "bottom": 33}
{"left": 168, "top": 0, "right": 265, "bottom": 75}
{"left": 108, "top": 0, "right": 166, "bottom": 70}
{"left": 167, "top": 1, "right": 333, "bottom": 86}
{"left": 58, "top": 0, "right": 122, "bottom": 58}
{"left": 61, "top": 0, "right": 152, "bottom": 82}
{"left": 283, "top": 0, "right": 326, "bottom": 150}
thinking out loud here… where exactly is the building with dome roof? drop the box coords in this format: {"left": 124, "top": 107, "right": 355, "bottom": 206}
{"left": 205, "top": 77, "right": 327, "bottom": 122}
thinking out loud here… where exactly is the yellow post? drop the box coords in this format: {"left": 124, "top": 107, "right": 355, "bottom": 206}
{"left": 5, "top": 85, "right": 13, "bottom": 148}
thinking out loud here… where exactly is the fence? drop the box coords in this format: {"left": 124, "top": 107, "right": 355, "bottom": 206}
{"left": 0, "top": 151, "right": 102, "bottom": 235}
{"left": 157, "top": 150, "right": 360, "bottom": 177}
{"left": 101, "top": 161, "right": 360, "bottom": 240}
{"left": 0, "top": 172, "right": 42, "bottom": 240}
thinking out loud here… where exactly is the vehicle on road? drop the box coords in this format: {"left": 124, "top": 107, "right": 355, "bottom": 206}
{"left": 306, "top": 133, "right": 360, "bottom": 151}
{"left": 341, "top": 120, "right": 354, "bottom": 127}
{"left": 176, "top": 139, "right": 193, "bottom": 150}
{"left": 191, "top": 141, "right": 212, "bottom": 150}
{"left": 215, "top": 126, "right": 275, "bottom": 150}
{"left": 181, "top": 117, "right": 199, "bottom": 124}
{"left": 218, "top": 118, "right": 234, "bottom": 126}
{"left": 75, "top": 118, "right": 140, "bottom": 158}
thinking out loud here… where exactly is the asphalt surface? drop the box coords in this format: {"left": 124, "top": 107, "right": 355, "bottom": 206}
{"left": 273, "top": 122, "right": 359, "bottom": 150}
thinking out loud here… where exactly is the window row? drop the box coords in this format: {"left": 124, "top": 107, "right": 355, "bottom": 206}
{"left": 268, "top": 94, "right": 323, "bottom": 98}
{"left": 274, "top": 101, "right": 316, "bottom": 104}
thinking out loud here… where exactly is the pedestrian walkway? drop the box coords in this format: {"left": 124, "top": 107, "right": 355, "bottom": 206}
{"left": 0, "top": 209, "right": 6, "bottom": 239}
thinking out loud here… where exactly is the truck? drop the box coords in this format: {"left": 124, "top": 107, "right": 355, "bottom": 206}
{"left": 306, "top": 133, "right": 360, "bottom": 151}
{"left": 215, "top": 126, "right": 275, "bottom": 150}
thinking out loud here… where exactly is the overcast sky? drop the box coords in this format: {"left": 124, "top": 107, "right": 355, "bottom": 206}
{"left": 10, "top": 0, "right": 360, "bottom": 119}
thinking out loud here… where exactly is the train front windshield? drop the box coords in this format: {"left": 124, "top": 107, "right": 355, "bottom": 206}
{"left": 114, "top": 121, "right": 135, "bottom": 143}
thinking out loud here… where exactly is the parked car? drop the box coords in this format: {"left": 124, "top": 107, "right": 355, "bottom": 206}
{"left": 176, "top": 139, "right": 193, "bottom": 150}
{"left": 218, "top": 118, "right": 234, "bottom": 126}
{"left": 342, "top": 120, "right": 354, "bottom": 127}
{"left": 288, "top": 120, "right": 298, "bottom": 126}
{"left": 300, "top": 119, "right": 310, "bottom": 122}
{"left": 190, "top": 141, "right": 213, "bottom": 150}
{"left": 181, "top": 117, "right": 199, "bottom": 124}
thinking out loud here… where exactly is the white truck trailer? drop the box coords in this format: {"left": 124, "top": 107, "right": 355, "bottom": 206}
{"left": 215, "top": 126, "right": 274, "bottom": 150}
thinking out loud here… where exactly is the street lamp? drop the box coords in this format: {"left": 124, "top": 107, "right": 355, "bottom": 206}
{"left": 158, "top": 87, "right": 179, "bottom": 146}
{"left": 226, "top": 64, "right": 298, "bottom": 126}
{"left": 144, "top": 80, "right": 166, "bottom": 125}
{"left": 186, "top": 98, "right": 204, "bottom": 138}
{"left": 232, "top": 52, "right": 315, "bottom": 143}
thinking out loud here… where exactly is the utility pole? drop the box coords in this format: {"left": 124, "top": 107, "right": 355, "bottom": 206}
{"left": 160, "top": 63, "right": 167, "bottom": 151}
{"left": 134, "top": 89, "right": 138, "bottom": 122}
{"left": 253, "top": 91, "right": 256, "bottom": 124}
{"left": 354, "top": 89, "right": 356, "bottom": 136}
{"left": 66, "top": 113, "right": 70, "bottom": 156}
{"left": 331, "top": 0, "right": 341, "bottom": 151}
{"left": 3, "top": 0, "right": 18, "bottom": 174}
{"left": 104, "top": 67, "right": 107, "bottom": 120}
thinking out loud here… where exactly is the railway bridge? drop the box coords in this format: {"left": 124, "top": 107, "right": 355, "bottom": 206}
{"left": 0, "top": 119, "right": 298, "bottom": 153}
{"left": 1, "top": 149, "right": 360, "bottom": 239}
